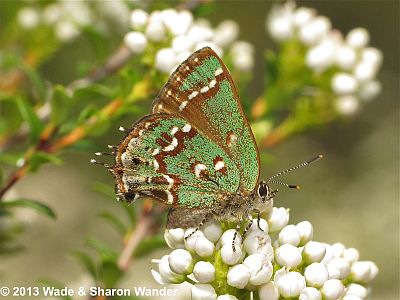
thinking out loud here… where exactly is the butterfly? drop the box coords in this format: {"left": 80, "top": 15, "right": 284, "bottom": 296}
{"left": 94, "top": 47, "right": 321, "bottom": 247}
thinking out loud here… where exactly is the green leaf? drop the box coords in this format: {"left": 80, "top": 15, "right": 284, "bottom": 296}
{"left": 72, "top": 251, "right": 98, "bottom": 279}
{"left": 98, "top": 260, "right": 123, "bottom": 288}
{"left": 122, "top": 202, "right": 137, "bottom": 226}
{"left": 2, "top": 198, "right": 56, "bottom": 219}
{"left": 134, "top": 235, "right": 166, "bottom": 257}
{"left": 16, "top": 97, "right": 44, "bottom": 143}
{"left": 92, "top": 182, "right": 115, "bottom": 199}
{"left": 50, "top": 85, "right": 71, "bottom": 125}
{"left": 29, "top": 151, "right": 63, "bottom": 172}
{"left": 39, "top": 279, "right": 73, "bottom": 300}
{"left": 0, "top": 152, "right": 23, "bottom": 166}
{"left": 99, "top": 211, "right": 127, "bottom": 236}
{"left": 86, "top": 237, "right": 117, "bottom": 261}
{"left": 19, "top": 63, "right": 47, "bottom": 102}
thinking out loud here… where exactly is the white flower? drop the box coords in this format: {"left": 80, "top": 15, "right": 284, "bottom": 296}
{"left": 243, "top": 231, "right": 273, "bottom": 258}
{"left": 327, "top": 257, "right": 350, "bottom": 279}
{"left": 278, "top": 224, "right": 300, "bottom": 246}
{"left": 345, "top": 283, "right": 368, "bottom": 298}
{"left": 358, "top": 80, "right": 381, "bottom": 102}
{"left": 163, "top": 10, "right": 193, "bottom": 36}
{"left": 221, "top": 243, "right": 243, "bottom": 265}
{"left": 331, "top": 73, "right": 359, "bottom": 95}
{"left": 203, "top": 220, "right": 223, "bottom": 243}
{"left": 217, "top": 295, "right": 238, "bottom": 300}
{"left": 213, "top": 20, "right": 239, "bottom": 48}
{"left": 172, "top": 35, "right": 194, "bottom": 53}
{"left": 164, "top": 228, "right": 185, "bottom": 249}
{"left": 195, "top": 236, "right": 215, "bottom": 258}
{"left": 168, "top": 249, "right": 193, "bottom": 274}
{"left": 193, "top": 261, "right": 215, "bottom": 283}
{"left": 334, "top": 243, "right": 347, "bottom": 257}
{"left": 306, "top": 38, "right": 337, "bottom": 71}
{"left": 276, "top": 271, "right": 306, "bottom": 298}
{"left": 187, "top": 25, "right": 214, "bottom": 45}
{"left": 191, "top": 283, "right": 217, "bottom": 300}
{"left": 296, "top": 221, "right": 313, "bottom": 245}
{"left": 267, "top": 13, "right": 293, "bottom": 42}
{"left": 195, "top": 41, "right": 223, "bottom": 57}
{"left": 293, "top": 7, "right": 315, "bottom": 27}
{"left": 43, "top": 4, "right": 62, "bottom": 25}
{"left": 299, "top": 287, "right": 322, "bottom": 300}
{"left": 155, "top": 48, "right": 178, "bottom": 73}
{"left": 342, "top": 295, "right": 363, "bottom": 300}
{"left": 258, "top": 282, "right": 279, "bottom": 300}
{"left": 335, "top": 96, "right": 360, "bottom": 115}
{"left": 346, "top": 28, "right": 370, "bottom": 48}
{"left": 55, "top": 21, "right": 79, "bottom": 42}
{"left": 243, "top": 253, "right": 273, "bottom": 285}
{"left": 335, "top": 44, "right": 357, "bottom": 70}
{"left": 247, "top": 217, "right": 269, "bottom": 234}
{"left": 124, "top": 31, "right": 147, "bottom": 54}
{"left": 361, "top": 47, "right": 383, "bottom": 69}
{"left": 152, "top": 255, "right": 185, "bottom": 284}
{"left": 275, "top": 244, "right": 302, "bottom": 268}
{"left": 304, "top": 263, "right": 329, "bottom": 288}
{"left": 232, "top": 53, "right": 254, "bottom": 72}
{"left": 299, "top": 16, "right": 331, "bottom": 46}
{"left": 17, "top": 7, "right": 40, "bottom": 29}
{"left": 184, "top": 228, "right": 204, "bottom": 252}
{"left": 303, "top": 241, "right": 326, "bottom": 263}
{"left": 320, "top": 279, "right": 345, "bottom": 299}
{"left": 353, "top": 61, "right": 378, "bottom": 82}
{"left": 350, "top": 261, "right": 379, "bottom": 283}
{"left": 220, "top": 229, "right": 242, "bottom": 247}
{"left": 130, "top": 9, "right": 148, "bottom": 30}
{"left": 326, "top": 264, "right": 341, "bottom": 279}
{"left": 342, "top": 247, "right": 360, "bottom": 264}
{"left": 145, "top": 16, "right": 166, "bottom": 42}
{"left": 268, "top": 207, "right": 289, "bottom": 232}
{"left": 227, "top": 264, "right": 251, "bottom": 289}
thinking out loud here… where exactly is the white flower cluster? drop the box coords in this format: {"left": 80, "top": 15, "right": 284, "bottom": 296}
{"left": 266, "top": 2, "right": 382, "bottom": 115}
{"left": 152, "top": 206, "right": 378, "bottom": 300}
{"left": 124, "top": 8, "right": 254, "bottom": 73}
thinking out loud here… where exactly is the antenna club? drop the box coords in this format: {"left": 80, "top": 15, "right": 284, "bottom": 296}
{"left": 90, "top": 159, "right": 97, "bottom": 163}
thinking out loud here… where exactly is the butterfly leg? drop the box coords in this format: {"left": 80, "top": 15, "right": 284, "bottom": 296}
{"left": 184, "top": 212, "right": 212, "bottom": 240}
{"left": 242, "top": 215, "right": 255, "bottom": 238}
{"left": 232, "top": 215, "right": 244, "bottom": 252}
{"left": 256, "top": 210, "right": 264, "bottom": 231}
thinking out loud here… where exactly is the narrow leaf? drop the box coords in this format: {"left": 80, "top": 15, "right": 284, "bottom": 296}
{"left": 50, "top": 85, "right": 71, "bottom": 125}
{"left": 16, "top": 97, "right": 44, "bottom": 143}
{"left": 134, "top": 235, "right": 166, "bottom": 258}
{"left": 99, "top": 211, "right": 127, "bottom": 236}
{"left": 2, "top": 198, "right": 56, "bottom": 219}
{"left": 92, "top": 182, "right": 115, "bottom": 199}
{"left": 29, "top": 151, "right": 63, "bottom": 172}
{"left": 72, "top": 251, "right": 98, "bottom": 278}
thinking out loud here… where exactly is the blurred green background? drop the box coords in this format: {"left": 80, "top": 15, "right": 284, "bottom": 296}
{"left": 0, "top": 1, "right": 398, "bottom": 300}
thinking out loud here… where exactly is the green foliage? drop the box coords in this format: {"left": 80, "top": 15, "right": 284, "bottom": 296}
{"left": 1, "top": 198, "right": 56, "bottom": 219}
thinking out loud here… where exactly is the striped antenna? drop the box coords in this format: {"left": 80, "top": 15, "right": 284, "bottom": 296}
{"left": 267, "top": 154, "right": 323, "bottom": 183}
{"left": 90, "top": 159, "right": 111, "bottom": 169}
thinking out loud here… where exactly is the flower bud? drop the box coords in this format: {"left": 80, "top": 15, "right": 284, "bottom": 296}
{"left": 203, "top": 220, "right": 222, "bottom": 243}
{"left": 213, "top": 20, "right": 239, "bottom": 48}
{"left": 321, "top": 243, "right": 334, "bottom": 263}
{"left": 247, "top": 217, "right": 269, "bottom": 234}
{"left": 221, "top": 243, "right": 243, "bottom": 265}
{"left": 145, "top": 19, "right": 166, "bottom": 42}
{"left": 350, "top": 261, "right": 379, "bottom": 283}
{"left": 346, "top": 28, "right": 370, "bottom": 48}
{"left": 276, "top": 271, "right": 306, "bottom": 298}
{"left": 328, "top": 257, "right": 350, "bottom": 279}
{"left": 278, "top": 224, "right": 300, "bottom": 246}
{"left": 361, "top": 47, "right": 383, "bottom": 69}
{"left": 195, "top": 236, "right": 215, "bottom": 258}
{"left": 335, "top": 45, "right": 357, "bottom": 70}
{"left": 130, "top": 9, "right": 148, "bottom": 30}
{"left": 345, "top": 283, "right": 368, "bottom": 298}
{"left": 320, "top": 279, "right": 345, "bottom": 300}
{"left": 168, "top": 249, "right": 193, "bottom": 274}
{"left": 232, "top": 53, "right": 254, "bottom": 72}
{"left": 267, "top": 13, "right": 293, "bottom": 42}
{"left": 342, "top": 295, "right": 363, "bottom": 300}
{"left": 259, "top": 282, "right": 279, "bottom": 300}
{"left": 124, "top": 32, "right": 148, "bottom": 54}
{"left": 326, "top": 264, "right": 341, "bottom": 279}
{"left": 243, "top": 231, "right": 273, "bottom": 258}
{"left": 306, "top": 38, "right": 337, "bottom": 71}
{"left": 217, "top": 295, "right": 239, "bottom": 300}
{"left": 268, "top": 207, "right": 289, "bottom": 232}
{"left": 17, "top": 7, "right": 39, "bottom": 30}
{"left": 303, "top": 241, "right": 326, "bottom": 263}
{"left": 156, "top": 255, "right": 186, "bottom": 284}
{"left": 304, "top": 263, "right": 329, "bottom": 287}
{"left": 191, "top": 283, "right": 217, "bottom": 300}
{"left": 184, "top": 228, "right": 204, "bottom": 252}
{"left": 187, "top": 25, "right": 214, "bottom": 44}
{"left": 359, "top": 80, "right": 381, "bottom": 102}
{"left": 353, "top": 61, "right": 377, "bottom": 82}
{"left": 227, "top": 264, "right": 251, "bottom": 289}
{"left": 275, "top": 244, "right": 302, "bottom": 268}
{"left": 299, "top": 16, "right": 331, "bottom": 45}
{"left": 164, "top": 228, "right": 185, "bottom": 249}
{"left": 331, "top": 73, "right": 359, "bottom": 95}
{"left": 296, "top": 221, "right": 313, "bottom": 245}
{"left": 299, "top": 287, "right": 322, "bottom": 300}
{"left": 172, "top": 35, "right": 194, "bottom": 53}
{"left": 335, "top": 96, "right": 360, "bottom": 115}
{"left": 220, "top": 229, "right": 242, "bottom": 247}
{"left": 155, "top": 48, "right": 178, "bottom": 73}
{"left": 293, "top": 7, "right": 315, "bottom": 27}
{"left": 56, "top": 21, "right": 79, "bottom": 42}
{"left": 244, "top": 253, "right": 273, "bottom": 285}
{"left": 195, "top": 42, "right": 223, "bottom": 57}
{"left": 193, "top": 261, "right": 215, "bottom": 283}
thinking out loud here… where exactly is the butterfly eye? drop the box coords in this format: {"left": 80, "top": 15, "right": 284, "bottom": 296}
{"left": 257, "top": 183, "right": 270, "bottom": 201}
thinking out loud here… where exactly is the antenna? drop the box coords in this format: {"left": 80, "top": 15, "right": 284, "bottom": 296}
{"left": 267, "top": 154, "right": 323, "bottom": 186}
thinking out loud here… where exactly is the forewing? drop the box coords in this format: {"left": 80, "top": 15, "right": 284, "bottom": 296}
{"left": 112, "top": 114, "right": 240, "bottom": 208}
{"left": 152, "top": 47, "right": 260, "bottom": 192}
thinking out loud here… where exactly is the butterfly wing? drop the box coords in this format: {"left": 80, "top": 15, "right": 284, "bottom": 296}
{"left": 152, "top": 47, "right": 260, "bottom": 193}
{"left": 112, "top": 114, "right": 241, "bottom": 208}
